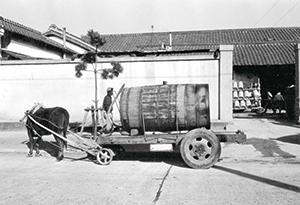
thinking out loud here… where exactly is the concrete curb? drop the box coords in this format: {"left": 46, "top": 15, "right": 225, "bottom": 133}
{"left": 0, "top": 122, "right": 26, "bottom": 131}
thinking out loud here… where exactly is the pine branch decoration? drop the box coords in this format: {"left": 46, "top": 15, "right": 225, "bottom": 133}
{"left": 75, "top": 62, "right": 87, "bottom": 78}
{"left": 101, "top": 61, "right": 124, "bottom": 80}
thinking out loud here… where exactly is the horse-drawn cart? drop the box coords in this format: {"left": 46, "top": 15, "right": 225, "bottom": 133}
{"left": 22, "top": 83, "right": 246, "bottom": 169}
{"left": 20, "top": 104, "right": 115, "bottom": 165}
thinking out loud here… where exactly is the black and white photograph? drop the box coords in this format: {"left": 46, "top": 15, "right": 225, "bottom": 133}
{"left": 0, "top": 0, "right": 299, "bottom": 204}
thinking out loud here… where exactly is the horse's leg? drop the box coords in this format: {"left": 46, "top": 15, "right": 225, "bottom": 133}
{"left": 63, "top": 130, "right": 68, "bottom": 151}
{"left": 27, "top": 129, "right": 34, "bottom": 157}
{"left": 272, "top": 100, "right": 276, "bottom": 113}
{"left": 279, "top": 101, "right": 284, "bottom": 113}
{"left": 54, "top": 134, "right": 64, "bottom": 161}
{"left": 264, "top": 100, "right": 269, "bottom": 113}
{"left": 35, "top": 137, "right": 42, "bottom": 157}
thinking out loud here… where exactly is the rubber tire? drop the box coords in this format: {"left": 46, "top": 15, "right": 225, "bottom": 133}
{"left": 180, "top": 128, "right": 221, "bottom": 169}
{"left": 96, "top": 148, "right": 113, "bottom": 165}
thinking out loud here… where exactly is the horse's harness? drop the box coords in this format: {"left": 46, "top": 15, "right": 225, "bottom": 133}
{"left": 26, "top": 107, "right": 65, "bottom": 138}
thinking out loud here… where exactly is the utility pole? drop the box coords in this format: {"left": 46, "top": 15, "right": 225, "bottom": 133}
{"left": 93, "top": 45, "right": 99, "bottom": 138}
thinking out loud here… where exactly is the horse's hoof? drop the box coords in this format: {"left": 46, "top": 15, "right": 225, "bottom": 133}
{"left": 36, "top": 153, "right": 42, "bottom": 157}
{"left": 27, "top": 153, "right": 33, "bottom": 157}
{"left": 56, "top": 156, "right": 64, "bottom": 161}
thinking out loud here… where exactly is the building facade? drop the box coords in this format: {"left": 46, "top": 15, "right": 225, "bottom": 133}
{"left": 1, "top": 16, "right": 300, "bottom": 123}
{"left": 0, "top": 16, "right": 76, "bottom": 60}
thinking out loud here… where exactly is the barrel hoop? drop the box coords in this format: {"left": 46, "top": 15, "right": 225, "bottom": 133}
{"left": 184, "top": 84, "right": 188, "bottom": 129}
{"left": 155, "top": 85, "right": 160, "bottom": 132}
{"left": 206, "top": 84, "right": 211, "bottom": 129}
{"left": 176, "top": 84, "right": 186, "bottom": 129}
{"left": 195, "top": 84, "right": 210, "bottom": 129}
{"left": 139, "top": 86, "right": 144, "bottom": 132}
{"left": 175, "top": 84, "right": 179, "bottom": 133}
{"left": 195, "top": 84, "right": 202, "bottom": 128}
{"left": 132, "top": 87, "right": 143, "bottom": 129}
{"left": 185, "top": 84, "right": 197, "bottom": 130}
{"left": 167, "top": 85, "right": 173, "bottom": 131}
{"left": 125, "top": 87, "right": 131, "bottom": 130}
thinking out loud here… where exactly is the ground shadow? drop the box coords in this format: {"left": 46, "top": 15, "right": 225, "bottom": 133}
{"left": 275, "top": 134, "right": 300, "bottom": 145}
{"left": 65, "top": 151, "right": 190, "bottom": 168}
{"left": 245, "top": 138, "right": 296, "bottom": 158}
{"left": 25, "top": 140, "right": 60, "bottom": 158}
{"left": 111, "top": 152, "right": 189, "bottom": 168}
{"left": 24, "top": 140, "right": 189, "bottom": 167}
{"left": 234, "top": 111, "right": 300, "bottom": 129}
{"left": 213, "top": 165, "right": 300, "bottom": 193}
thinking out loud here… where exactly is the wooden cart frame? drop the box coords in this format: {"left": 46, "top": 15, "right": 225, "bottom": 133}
{"left": 22, "top": 82, "right": 246, "bottom": 169}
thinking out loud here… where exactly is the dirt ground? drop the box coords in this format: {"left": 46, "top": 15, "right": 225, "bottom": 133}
{"left": 0, "top": 113, "right": 300, "bottom": 205}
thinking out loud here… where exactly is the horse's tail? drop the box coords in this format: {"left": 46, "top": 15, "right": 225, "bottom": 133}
{"left": 49, "top": 107, "right": 70, "bottom": 146}
{"left": 62, "top": 109, "right": 70, "bottom": 147}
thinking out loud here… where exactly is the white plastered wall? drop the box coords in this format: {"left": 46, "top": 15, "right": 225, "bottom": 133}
{"left": 0, "top": 50, "right": 233, "bottom": 124}
{"left": 7, "top": 39, "right": 62, "bottom": 59}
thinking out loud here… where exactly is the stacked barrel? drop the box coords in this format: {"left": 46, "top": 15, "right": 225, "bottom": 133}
{"left": 233, "top": 81, "right": 261, "bottom": 111}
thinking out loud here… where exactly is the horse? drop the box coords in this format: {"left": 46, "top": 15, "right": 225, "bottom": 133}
{"left": 25, "top": 106, "right": 70, "bottom": 161}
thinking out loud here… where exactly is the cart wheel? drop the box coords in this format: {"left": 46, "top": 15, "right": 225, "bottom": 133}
{"left": 180, "top": 128, "right": 221, "bottom": 169}
{"left": 96, "top": 148, "right": 113, "bottom": 165}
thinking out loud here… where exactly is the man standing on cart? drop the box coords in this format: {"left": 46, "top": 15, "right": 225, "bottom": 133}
{"left": 103, "top": 87, "right": 113, "bottom": 113}
{"left": 102, "top": 87, "right": 114, "bottom": 132}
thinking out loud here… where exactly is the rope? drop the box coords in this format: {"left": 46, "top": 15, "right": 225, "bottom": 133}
{"left": 25, "top": 123, "right": 63, "bottom": 150}
{"left": 47, "top": 141, "right": 64, "bottom": 150}
{"left": 30, "top": 115, "right": 65, "bottom": 130}
{"left": 27, "top": 115, "right": 72, "bottom": 144}
{"left": 25, "top": 123, "right": 42, "bottom": 138}
{"left": 27, "top": 115, "right": 102, "bottom": 153}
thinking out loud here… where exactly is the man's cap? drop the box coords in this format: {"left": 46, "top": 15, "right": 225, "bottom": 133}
{"left": 107, "top": 87, "right": 113, "bottom": 92}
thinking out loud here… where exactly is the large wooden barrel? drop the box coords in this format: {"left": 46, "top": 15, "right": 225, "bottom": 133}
{"left": 119, "top": 84, "right": 210, "bottom": 133}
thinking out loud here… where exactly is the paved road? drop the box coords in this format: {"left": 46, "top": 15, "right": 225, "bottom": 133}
{"left": 0, "top": 114, "right": 299, "bottom": 205}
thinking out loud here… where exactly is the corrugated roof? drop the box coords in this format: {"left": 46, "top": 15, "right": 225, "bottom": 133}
{"left": 0, "top": 16, "right": 75, "bottom": 54}
{"left": 99, "top": 27, "right": 300, "bottom": 66}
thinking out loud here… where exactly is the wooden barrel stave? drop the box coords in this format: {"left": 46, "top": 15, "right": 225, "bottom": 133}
{"left": 119, "top": 84, "right": 210, "bottom": 133}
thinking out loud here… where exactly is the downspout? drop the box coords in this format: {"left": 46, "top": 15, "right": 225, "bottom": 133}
{"left": 63, "top": 27, "right": 66, "bottom": 59}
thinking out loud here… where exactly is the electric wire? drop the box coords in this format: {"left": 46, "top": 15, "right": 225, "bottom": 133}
{"left": 273, "top": 0, "right": 300, "bottom": 26}
{"left": 252, "top": 0, "right": 280, "bottom": 28}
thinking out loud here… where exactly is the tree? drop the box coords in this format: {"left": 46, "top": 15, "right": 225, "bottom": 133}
{"left": 74, "top": 30, "right": 123, "bottom": 137}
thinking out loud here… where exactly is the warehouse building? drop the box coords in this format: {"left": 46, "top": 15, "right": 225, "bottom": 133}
{"left": 97, "top": 28, "right": 298, "bottom": 112}
{"left": 1, "top": 16, "right": 300, "bottom": 123}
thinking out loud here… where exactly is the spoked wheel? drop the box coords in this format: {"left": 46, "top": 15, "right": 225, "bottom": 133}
{"left": 96, "top": 148, "right": 114, "bottom": 165}
{"left": 180, "top": 128, "right": 221, "bottom": 169}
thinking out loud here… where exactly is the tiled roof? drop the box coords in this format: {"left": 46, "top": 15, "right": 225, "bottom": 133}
{"left": 99, "top": 27, "right": 300, "bottom": 66}
{"left": 43, "top": 24, "right": 96, "bottom": 52}
{"left": 0, "top": 16, "right": 75, "bottom": 54}
{"left": 234, "top": 43, "right": 295, "bottom": 66}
